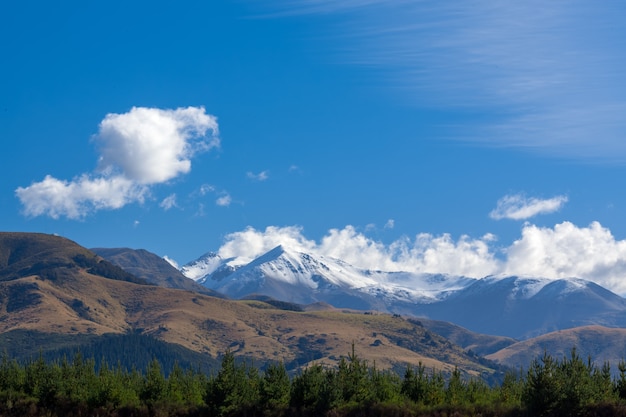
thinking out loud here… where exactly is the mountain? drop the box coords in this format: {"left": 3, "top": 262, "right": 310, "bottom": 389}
{"left": 184, "top": 245, "right": 626, "bottom": 340}
{"left": 0, "top": 232, "right": 146, "bottom": 285}
{"left": 185, "top": 245, "right": 474, "bottom": 308}
{"left": 0, "top": 232, "right": 503, "bottom": 380}
{"left": 417, "top": 276, "right": 626, "bottom": 339}
{"left": 485, "top": 325, "right": 626, "bottom": 373}
{"left": 92, "top": 247, "right": 223, "bottom": 297}
{"left": 418, "top": 318, "right": 517, "bottom": 357}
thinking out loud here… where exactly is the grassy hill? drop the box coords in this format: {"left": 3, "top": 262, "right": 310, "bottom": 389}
{"left": 0, "top": 232, "right": 506, "bottom": 381}
{"left": 486, "top": 325, "right": 626, "bottom": 372}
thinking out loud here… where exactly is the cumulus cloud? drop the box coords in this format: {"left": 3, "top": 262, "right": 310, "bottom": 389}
{"left": 490, "top": 194, "right": 568, "bottom": 220}
{"left": 218, "top": 225, "right": 316, "bottom": 265}
{"left": 218, "top": 225, "right": 500, "bottom": 277}
{"left": 247, "top": 170, "right": 269, "bottom": 181}
{"left": 16, "top": 175, "right": 146, "bottom": 219}
{"left": 504, "top": 221, "right": 626, "bottom": 293}
{"left": 384, "top": 219, "right": 395, "bottom": 229}
{"left": 216, "top": 221, "right": 626, "bottom": 295}
{"left": 16, "top": 106, "right": 219, "bottom": 219}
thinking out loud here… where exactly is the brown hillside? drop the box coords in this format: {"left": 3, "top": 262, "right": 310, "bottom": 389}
{"left": 486, "top": 325, "right": 626, "bottom": 371}
{"left": 0, "top": 232, "right": 503, "bottom": 378}
{"left": 0, "top": 232, "right": 145, "bottom": 285}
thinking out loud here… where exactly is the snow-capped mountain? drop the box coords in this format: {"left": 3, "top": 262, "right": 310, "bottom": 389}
{"left": 416, "top": 275, "right": 626, "bottom": 339}
{"left": 181, "top": 246, "right": 626, "bottom": 339}
{"left": 182, "top": 245, "right": 476, "bottom": 308}
{"left": 181, "top": 252, "right": 242, "bottom": 286}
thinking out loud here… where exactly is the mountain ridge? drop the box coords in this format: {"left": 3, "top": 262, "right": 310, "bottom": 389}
{"left": 0, "top": 232, "right": 504, "bottom": 380}
{"left": 182, "top": 243, "right": 626, "bottom": 340}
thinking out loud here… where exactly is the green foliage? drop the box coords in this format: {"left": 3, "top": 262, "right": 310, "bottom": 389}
{"left": 0, "top": 345, "right": 624, "bottom": 416}
{"left": 206, "top": 351, "right": 260, "bottom": 415}
{"left": 522, "top": 348, "right": 620, "bottom": 417}
{"left": 260, "top": 362, "right": 290, "bottom": 410}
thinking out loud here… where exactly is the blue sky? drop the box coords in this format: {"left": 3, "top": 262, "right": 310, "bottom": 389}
{"left": 2, "top": 1, "right": 626, "bottom": 292}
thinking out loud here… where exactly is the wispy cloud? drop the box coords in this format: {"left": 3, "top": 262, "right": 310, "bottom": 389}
{"left": 217, "top": 221, "right": 626, "bottom": 295}
{"left": 260, "top": 1, "right": 626, "bottom": 162}
{"left": 247, "top": 170, "right": 269, "bottom": 181}
{"left": 16, "top": 106, "right": 219, "bottom": 219}
{"left": 163, "top": 255, "right": 179, "bottom": 269}
{"left": 160, "top": 194, "right": 179, "bottom": 211}
{"left": 490, "top": 193, "right": 568, "bottom": 221}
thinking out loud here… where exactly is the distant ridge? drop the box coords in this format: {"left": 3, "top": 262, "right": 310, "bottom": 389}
{"left": 92, "top": 247, "right": 223, "bottom": 297}
{"left": 183, "top": 243, "right": 626, "bottom": 340}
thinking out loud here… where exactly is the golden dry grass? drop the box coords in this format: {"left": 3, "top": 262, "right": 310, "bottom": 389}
{"left": 0, "top": 270, "right": 496, "bottom": 376}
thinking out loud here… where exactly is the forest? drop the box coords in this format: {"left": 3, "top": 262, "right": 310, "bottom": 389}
{"left": 1, "top": 346, "right": 626, "bottom": 417}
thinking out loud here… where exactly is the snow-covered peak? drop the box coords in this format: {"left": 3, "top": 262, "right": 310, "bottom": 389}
{"left": 181, "top": 252, "right": 225, "bottom": 281}
{"left": 227, "top": 245, "right": 380, "bottom": 289}
{"left": 469, "top": 275, "right": 595, "bottom": 300}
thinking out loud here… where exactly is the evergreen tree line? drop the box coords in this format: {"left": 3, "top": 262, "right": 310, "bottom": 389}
{"left": 2, "top": 347, "right": 626, "bottom": 416}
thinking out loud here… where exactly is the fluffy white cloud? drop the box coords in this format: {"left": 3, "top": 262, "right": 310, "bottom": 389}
{"left": 218, "top": 226, "right": 316, "bottom": 264}
{"left": 216, "top": 221, "right": 626, "bottom": 295}
{"left": 16, "top": 174, "right": 147, "bottom": 219}
{"left": 96, "top": 106, "right": 218, "bottom": 184}
{"left": 218, "top": 225, "right": 500, "bottom": 277}
{"left": 16, "top": 106, "right": 219, "bottom": 219}
{"left": 490, "top": 194, "right": 568, "bottom": 220}
{"left": 504, "top": 221, "right": 626, "bottom": 293}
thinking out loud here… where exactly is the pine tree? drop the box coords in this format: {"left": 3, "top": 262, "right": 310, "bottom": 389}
{"left": 260, "top": 362, "right": 290, "bottom": 410}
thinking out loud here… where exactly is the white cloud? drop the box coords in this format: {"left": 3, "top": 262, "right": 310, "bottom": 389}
{"left": 504, "top": 221, "right": 626, "bottom": 293}
{"left": 163, "top": 255, "right": 179, "bottom": 269}
{"left": 216, "top": 194, "right": 232, "bottom": 207}
{"left": 16, "top": 174, "right": 147, "bottom": 219}
{"left": 16, "top": 106, "right": 219, "bottom": 219}
{"left": 215, "top": 221, "right": 626, "bottom": 295}
{"left": 96, "top": 106, "right": 219, "bottom": 184}
{"left": 260, "top": 2, "right": 626, "bottom": 162}
{"left": 218, "top": 225, "right": 316, "bottom": 265}
{"left": 384, "top": 219, "right": 395, "bottom": 229}
{"left": 160, "top": 194, "right": 178, "bottom": 211}
{"left": 490, "top": 194, "right": 568, "bottom": 220}
{"left": 218, "top": 224, "right": 499, "bottom": 277}
{"left": 198, "top": 184, "right": 215, "bottom": 196}
{"left": 247, "top": 170, "right": 269, "bottom": 181}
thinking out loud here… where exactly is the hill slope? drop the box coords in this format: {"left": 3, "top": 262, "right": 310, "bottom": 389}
{"left": 0, "top": 232, "right": 145, "bottom": 285}
{"left": 0, "top": 232, "right": 503, "bottom": 379}
{"left": 92, "top": 247, "right": 222, "bottom": 297}
{"left": 486, "top": 325, "right": 626, "bottom": 372}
